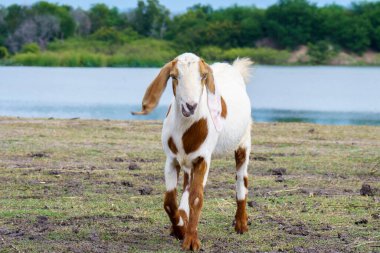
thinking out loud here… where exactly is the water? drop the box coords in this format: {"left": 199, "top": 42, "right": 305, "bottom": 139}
{"left": 1, "top": 66, "right": 380, "bottom": 125}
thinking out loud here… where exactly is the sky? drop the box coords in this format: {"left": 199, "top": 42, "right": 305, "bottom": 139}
{"left": 0, "top": 0, "right": 376, "bottom": 12}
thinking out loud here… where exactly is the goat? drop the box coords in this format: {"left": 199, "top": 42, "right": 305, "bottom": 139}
{"left": 132, "top": 53, "right": 253, "bottom": 251}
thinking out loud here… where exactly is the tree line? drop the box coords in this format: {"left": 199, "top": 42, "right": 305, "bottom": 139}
{"left": 0, "top": 0, "right": 380, "bottom": 59}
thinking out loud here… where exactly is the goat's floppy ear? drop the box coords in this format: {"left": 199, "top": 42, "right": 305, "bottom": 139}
{"left": 132, "top": 60, "right": 175, "bottom": 115}
{"left": 200, "top": 59, "right": 223, "bottom": 132}
{"left": 199, "top": 59, "right": 215, "bottom": 94}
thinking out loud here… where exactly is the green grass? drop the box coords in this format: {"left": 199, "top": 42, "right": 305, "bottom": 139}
{"left": 0, "top": 117, "right": 379, "bottom": 252}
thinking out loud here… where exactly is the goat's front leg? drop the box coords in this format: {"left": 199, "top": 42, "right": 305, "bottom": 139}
{"left": 234, "top": 143, "right": 250, "bottom": 234}
{"left": 163, "top": 158, "right": 185, "bottom": 239}
{"left": 182, "top": 156, "right": 208, "bottom": 251}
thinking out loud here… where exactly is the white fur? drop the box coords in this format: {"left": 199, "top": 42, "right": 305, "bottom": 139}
{"left": 179, "top": 186, "right": 190, "bottom": 218}
{"left": 232, "top": 57, "right": 253, "bottom": 84}
{"left": 164, "top": 158, "right": 178, "bottom": 191}
{"left": 161, "top": 52, "right": 252, "bottom": 218}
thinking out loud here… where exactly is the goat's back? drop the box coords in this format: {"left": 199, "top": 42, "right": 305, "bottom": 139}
{"left": 211, "top": 61, "right": 252, "bottom": 156}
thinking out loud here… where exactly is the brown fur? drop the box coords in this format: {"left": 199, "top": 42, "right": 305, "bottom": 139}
{"left": 183, "top": 172, "right": 189, "bottom": 191}
{"left": 199, "top": 59, "right": 215, "bottom": 94}
{"left": 182, "top": 156, "right": 207, "bottom": 251}
{"left": 221, "top": 96, "right": 227, "bottom": 118}
{"left": 164, "top": 189, "right": 185, "bottom": 239}
{"left": 168, "top": 137, "right": 178, "bottom": 154}
{"left": 234, "top": 147, "right": 246, "bottom": 169}
{"left": 235, "top": 199, "right": 248, "bottom": 234}
{"left": 234, "top": 147, "right": 249, "bottom": 234}
{"left": 182, "top": 118, "right": 208, "bottom": 154}
{"left": 244, "top": 176, "right": 248, "bottom": 188}
{"left": 132, "top": 60, "right": 177, "bottom": 115}
{"left": 166, "top": 104, "right": 171, "bottom": 118}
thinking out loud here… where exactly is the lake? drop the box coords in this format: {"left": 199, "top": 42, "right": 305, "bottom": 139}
{"left": 1, "top": 66, "right": 380, "bottom": 125}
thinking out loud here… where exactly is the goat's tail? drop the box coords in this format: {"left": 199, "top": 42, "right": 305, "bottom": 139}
{"left": 232, "top": 57, "right": 254, "bottom": 84}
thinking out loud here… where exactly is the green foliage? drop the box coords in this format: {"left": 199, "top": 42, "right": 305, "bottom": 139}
{"left": 222, "top": 47, "right": 290, "bottom": 64}
{"left": 2, "top": 0, "right": 380, "bottom": 65}
{"left": 200, "top": 46, "right": 290, "bottom": 64}
{"left": 21, "top": 42, "right": 40, "bottom": 54}
{"left": 265, "top": 0, "right": 320, "bottom": 49}
{"left": 0, "top": 46, "right": 9, "bottom": 59}
{"left": 11, "top": 38, "right": 177, "bottom": 67}
{"left": 31, "top": 1, "right": 75, "bottom": 38}
{"left": 91, "top": 27, "right": 123, "bottom": 43}
{"left": 307, "top": 41, "right": 336, "bottom": 64}
{"left": 199, "top": 46, "right": 223, "bottom": 61}
{"left": 131, "top": 0, "right": 170, "bottom": 38}
{"left": 89, "top": 4, "right": 125, "bottom": 32}
{"left": 351, "top": 2, "right": 380, "bottom": 51}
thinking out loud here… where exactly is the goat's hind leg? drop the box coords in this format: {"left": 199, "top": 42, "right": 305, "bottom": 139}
{"left": 163, "top": 158, "right": 186, "bottom": 239}
{"left": 234, "top": 131, "right": 250, "bottom": 234}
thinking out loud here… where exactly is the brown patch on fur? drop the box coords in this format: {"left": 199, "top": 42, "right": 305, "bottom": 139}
{"left": 132, "top": 60, "right": 177, "bottom": 115}
{"left": 166, "top": 104, "right": 172, "bottom": 118}
{"left": 244, "top": 176, "right": 248, "bottom": 188}
{"left": 168, "top": 137, "right": 178, "bottom": 154}
{"left": 235, "top": 147, "right": 246, "bottom": 169}
{"left": 172, "top": 79, "right": 178, "bottom": 96}
{"left": 182, "top": 118, "right": 208, "bottom": 154}
{"left": 235, "top": 199, "right": 248, "bottom": 234}
{"left": 164, "top": 189, "right": 179, "bottom": 223}
{"left": 164, "top": 189, "right": 186, "bottom": 239}
{"left": 182, "top": 157, "right": 207, "bottom": 251}
{"left": 221, "top": 96, "right": 227, "bottom": 118}
{"left": 199, "top": 59, "right": 215, "bottom": 94}
{"left": 183, "top": 172, "right": 189, "bottom": 191}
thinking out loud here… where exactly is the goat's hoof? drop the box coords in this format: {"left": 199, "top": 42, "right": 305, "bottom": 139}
{"left": 182, "top": 233, "right": 201, "bottom": 251}
{"left": 234, "top": 219, "right": 249, "bottom": 234}
{"left": 170, "top": 225, "right": 186, "bottom": 240}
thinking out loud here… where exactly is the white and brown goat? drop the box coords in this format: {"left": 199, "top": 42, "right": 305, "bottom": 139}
{"left": 133, "top": 53, "right": 253, "bottom": 251}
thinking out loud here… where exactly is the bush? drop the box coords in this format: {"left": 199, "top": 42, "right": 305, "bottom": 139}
{"left": 222, "top": 47, "right": 290, "bottom": 65}
{"left": 21, "top": 43, "right": 41, "bottom": 54}
{"left": 200, "top": 46, "right": 223, "bottom": 61}
{"left": 308, "top": 41, "right": 337, "bottom": 64}
{"left": 91, "top": 27, "right": 124, "bottom": 43}
{"left": 0, "top": 46, "right": 9, "bottom": 59}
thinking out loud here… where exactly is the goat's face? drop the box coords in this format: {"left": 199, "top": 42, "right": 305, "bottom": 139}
{"left": 171, "top": 54, "right": 212, "bottom": 117}
{"left": 132, "top": 53, "right": 215, "bottom": 117}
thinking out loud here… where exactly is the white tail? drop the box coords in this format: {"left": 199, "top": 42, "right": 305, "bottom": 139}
{"left": 232, "top": 57, "right": 254, "bottom": 84}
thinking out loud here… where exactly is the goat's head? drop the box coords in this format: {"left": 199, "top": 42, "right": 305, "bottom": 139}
{"left": 132, "top": 53, "right": 215, "bottom": 118}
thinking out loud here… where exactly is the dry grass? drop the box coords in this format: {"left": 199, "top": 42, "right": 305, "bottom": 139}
{"left": 0, "top": 117, "right": 379, "bottom": 252}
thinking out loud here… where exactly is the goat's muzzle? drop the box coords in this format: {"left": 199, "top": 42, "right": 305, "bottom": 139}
{"left": 182, "top": 103, "right": 197, "bottom": 117}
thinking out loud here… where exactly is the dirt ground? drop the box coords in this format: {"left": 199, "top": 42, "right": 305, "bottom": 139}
{"left": 0, "top": 117, "right": 379, "bottom": 253}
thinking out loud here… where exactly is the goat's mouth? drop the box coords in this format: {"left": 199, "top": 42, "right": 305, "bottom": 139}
{"left": 181, "top": 104, "right": 192, "bottom": 117}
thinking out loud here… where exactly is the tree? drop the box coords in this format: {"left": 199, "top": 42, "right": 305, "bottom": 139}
{"left": 265, "top": 0, "right": 320, "bottom": 49}
{"left": 71, "top": 8, "right": 91, "bottom": 36}
{"left": 31, "top": 1, "right": 75, "bottom": 38}
{"left": 0, "top": 6, "right": 7, "bottom": 46}
{"left": 320, "top": 5, "right": 370, "bottom": 53}
{"left": 129, "top": 0, "right": 170, "bottom": 38}
{"left": 5, "top": 4, "right": 27, "bottom": 33}
{"left": 6, "top": 15, "right": 60, "bottom": 52}
{"left": 89, "top": 4, "right": 124, "bottom": 32}
{"left": 352, "top": 2, "right": 380, "bottom": 50}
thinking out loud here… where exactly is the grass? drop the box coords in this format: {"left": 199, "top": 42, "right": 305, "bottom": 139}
{"left": 0, "top": 117, "right": 379, "bottom": 252}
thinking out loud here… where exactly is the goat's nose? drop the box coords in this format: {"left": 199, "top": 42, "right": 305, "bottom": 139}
{"left": 186, "top": 103, "right": 198, "bottom": 113}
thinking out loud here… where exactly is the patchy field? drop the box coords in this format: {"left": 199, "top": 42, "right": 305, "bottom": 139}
{"left": 0, "top": 117, "right": 379, "bottom": 253}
